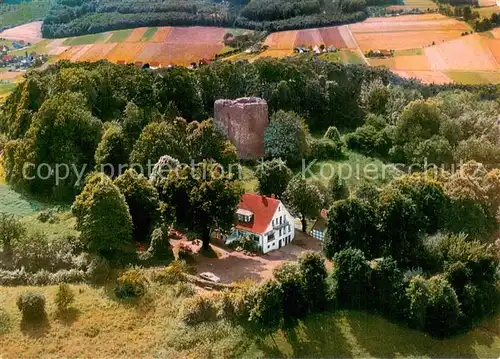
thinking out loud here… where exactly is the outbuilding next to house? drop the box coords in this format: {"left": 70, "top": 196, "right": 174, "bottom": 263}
{"left": 226, "top": 193, "right": 295, "bottom": 253}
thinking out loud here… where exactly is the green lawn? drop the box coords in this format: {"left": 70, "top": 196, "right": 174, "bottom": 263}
{"left": 0, "top": 182, "right": 39, "bottom": 216}
{"left": 106, "top": 29, "right": 132, "bottom": 43}
{"left": 342, "top": 49, "right": 365, "bottom": 65}
{"left": 63, "top": 33, "right": 109, "bottom": 46}
{"left": 304, "top": 150, "right": 401, "bottom": 190}
{"left": 140, "top": 27, "right": 158, "bottom": 42}
{"left": 10, "top": 38, "right": 51, "bottom": 56}
{"left": 262, "top": 311, "right": 500, "bottom": 358}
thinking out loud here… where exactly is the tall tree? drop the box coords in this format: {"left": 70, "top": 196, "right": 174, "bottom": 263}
{"left": 162, "top": 162, "right": 243, "bottom": 250}
{"left": 72, "top": 173, "right": 133, "bottom": 258}
{"left": 114, "top": 169, "right": 161, "bottom": 241}
{"left": 255, "top": 158, "right": 293, "bottom": 198}
{"left": 264, "top": 110, "right": 310, "bottom": 167}
{"left": 283, "top": 175, "right": 323, "bottom": 232}
{"left": 0, "top": 213, "right": 26, "bottom": 267}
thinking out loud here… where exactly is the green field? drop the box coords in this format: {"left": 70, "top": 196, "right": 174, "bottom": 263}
{"left": 305, "top": 150, "right": 401, "bottom": 189}
{"left": 141, "top": 27, "right": 158, "bottom": 42}
{"left": 394, "top": 48, "right": 423, "bottom": 56}
{"left": 0, "top": 0, "right": 54, "bottom": 28}
{"left": 446, "top": 71, "right": 500, "bottom": 85}
{"left": 63, "top": 33, "right": 109, "bottom": 46}
{"left": 106, "top": 29, "right": 132, "bottom": 43}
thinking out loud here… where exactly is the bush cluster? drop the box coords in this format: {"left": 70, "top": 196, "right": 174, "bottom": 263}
{"left": 16, "top": 292, "right": 46, "bottom": 323}
{"left": 114, "top": 269, "right": 147, "bottom": 299}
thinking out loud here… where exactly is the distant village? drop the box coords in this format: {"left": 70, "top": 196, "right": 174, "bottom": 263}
{"left": 0, "top": 38, "right": 47, "bottom": 70}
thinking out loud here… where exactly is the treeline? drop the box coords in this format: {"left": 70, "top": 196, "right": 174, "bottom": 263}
{"left": 1, "top": 58, "right": 499, "bottom": 200}
{"left": 41, "top": 0, "right": 370, "bottom": 38}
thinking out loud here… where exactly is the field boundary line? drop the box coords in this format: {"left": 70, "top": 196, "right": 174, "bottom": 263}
{"left": 346, "top": 25, "right": 369, "bottom": 65}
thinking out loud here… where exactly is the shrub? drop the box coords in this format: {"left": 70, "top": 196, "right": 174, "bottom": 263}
{"left": 0, "top": 308, "right": 11, "bottom": 334}
{"left": 255, "top": 158, "right": 293, "bottom": 198}
{"left": 16, "top": 292, "right": 46, "bottom": 323}
{"left": 309, "top": 138, "right": 344, "bottom": 161}
{"left": 273, "top": 262, "right": 307, "bottom": 327}
{"left": 28, "top": 269, "right": 51, "bottom": 286}
{"left": 0, "top": 268, "right": 28, "bottom": 285}
{"left": 115, "top": 268, "right": 147, "bottom": 299}
{"left": 50, "top": 269, "right": 86, "bottom": 284}
{"left": 215, "top": 290, "right": 236, "bottom": 321}
{"left": 55, "top": 283, "right": 75, "bottom": 312}
{"left": 230, "top": 280, "right": 258, "bottom": 321}
{"left": 248, "top": 280, "right": 284, "bottom": 333}
{"left": 298, "top": 251, "right": 328, "bottom": 313}
{"left": 370, "top": 257, "right": 407, "bottom": 319}
{"left": 85, "top": 256, "right": 111, "bottom": 284}
{"left": 180, "top": 294, "right": 218, "bottom": 326}
{"left": 331, "top": 248, "right": 371, "bottom": 309}
{"left": 172, "top": 282, "right": 196, "bottom": 298}
{"left": 227, "top": 236, "right": 261, "bottom": 253}
{"left": 155, "top": 261, "right": 188, "bottom": 285}
{"left": 324, "top": 126, "right": 341, "bottom": 142}
{"left": 148, "top": 226, "right": 171, "bottom": 259}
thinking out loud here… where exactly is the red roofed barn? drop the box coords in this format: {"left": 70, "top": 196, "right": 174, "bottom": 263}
{"left": 226, "top": 193, "right": 295, "bottom": 253}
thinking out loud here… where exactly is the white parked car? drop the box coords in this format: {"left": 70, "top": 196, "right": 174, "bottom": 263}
{"left": 199, "top": 272, "right": 220, "bottom": 283}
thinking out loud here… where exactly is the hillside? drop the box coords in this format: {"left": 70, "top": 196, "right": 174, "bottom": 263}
{"left": 0, "top": 284, "right": 499, "bottom": 358}
{"left": 40, "top": 0, "right": 371, "bottom": 38}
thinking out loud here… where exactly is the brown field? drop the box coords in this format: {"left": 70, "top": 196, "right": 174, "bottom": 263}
{"left": 393, "top": 69, "right": 453, "bottom": 84}
{"left": 53, "top": 26, "right": 227, "bottom": 67}
{"left": 45, "top": 39, "right": 69, "bottom": 56}
{"left": 393, "top": 55, "right": 431, "bottom": 70}
{"left": 492, "top": 28, "right": 500, "bottom": 39}
{"left": 478, "top": 0, "right": 498, "bottom": 6}
{"left": 257, "top": 49, "right": 294, "bottom": 58}
{"left": 353, "top": 31, "right": 465, "bottom": 51}
{"left": 165, "top": 27, "right": 226, "bottom": 44}
{"left": 485, "top": 38, "right": 500, "bottom": 64}
{"left": 263, "top": 30, "right": 298, "bottom": 50}
{"left": 105, "top": 43, "right": 147, "bottom": 63}
{"left": 126, "top": 27, "right": 148, "bottom": 42}
{"left": 77, "top": 43, "right": 118, "bottom": 62}
{"left": 0, "top": 71, "right": 24, "bottom": 80}
{"left": 0, "top": 21, "right": 43, "bottom": 43}
{"left": 150, "top": 27, "right": 172, "bottom": 42}
{"left": 424, "top": 34, "right": 499, "bottom": 71}
{"left": 264, "top": 25, "right": 356, "bottom": 50}
{"left": 349, "top": 14, "right": 469, "bottom": 51}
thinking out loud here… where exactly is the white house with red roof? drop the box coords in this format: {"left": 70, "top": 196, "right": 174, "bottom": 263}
{"left": 226, "top": 193, "right": 295, "bottom": 253}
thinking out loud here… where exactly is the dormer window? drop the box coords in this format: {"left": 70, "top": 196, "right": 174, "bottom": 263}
{"left": 236, "top": 208, "right": 254, "bottom": 223}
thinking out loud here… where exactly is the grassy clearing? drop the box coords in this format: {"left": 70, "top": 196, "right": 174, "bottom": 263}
{"left": 304, "top": 150, "right": 401, "bottom": 190}
{"left": 402, "top": 0, "right": 437, "bottom": 9}
{"left": 140, "top": 27, "right": 158, "bottom": 42}
{"left": 445, "top": 71, "right": 492, "bottom": 84}
{"left": 0, "top": 284, "right": 498, "bottom": 358}
{"left": 319, "top": 51, "right": 343, "bottom": 63}
{"left": 63, "top": 33, "right": 108, "bottom": 46}
{"left": 394, "top": 48, "right": 423, "bottom": 56}
{"left": 107, "top": 29, "right": 132, "bottom": 43}
{"left": 240, "top": 165, "right": 258, "bottom": 193}
{"left": 0, "top": 182, "right": 40, "bottom": 216}
{"left": 476, "top": 6, "right": 500, "bottom": 19}
{"left": 342, "top": 49, "right": 365, "bottom": 65}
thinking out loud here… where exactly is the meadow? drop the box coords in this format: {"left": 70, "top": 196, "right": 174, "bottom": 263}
{"left": 0, "top": 284, "right": 498, "bottom": 358}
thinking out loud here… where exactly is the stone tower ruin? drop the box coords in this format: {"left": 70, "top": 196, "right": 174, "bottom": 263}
{"left": 214, "top": 97, "right": 269, "bottom": 160}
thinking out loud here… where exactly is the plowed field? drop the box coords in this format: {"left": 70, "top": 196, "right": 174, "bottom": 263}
{"left": 264, "top": 25, "right": 356, "bottom": 50}
{"left": 349, "top": 14, "right": 469, "bottom": 51}
{"left": 424, "top": 34, "right": 499, "bottom": 71}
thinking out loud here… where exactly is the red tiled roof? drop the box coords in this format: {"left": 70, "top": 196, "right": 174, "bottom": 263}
{"left": 235, "top": 193, "right": 280, "bottom": 235}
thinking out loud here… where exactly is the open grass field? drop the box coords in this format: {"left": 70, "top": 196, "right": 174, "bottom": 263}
{"left": 0, "top": 0, "right": 54, "bottom": 29}
{"left": 445, "top": 71, "right": 500, "bottom": 84}
{"left": 387, "top": 0, "right": 438, "bottom": 11}
{"left": 0, "top": 284, "right": 498, "bottom": 359}
{"left": 393, "top": 70, "right": 453, "bottom": 84}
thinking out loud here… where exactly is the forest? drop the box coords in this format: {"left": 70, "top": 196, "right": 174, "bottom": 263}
{"left": 0, "top": 58, "right": 499, "bottom": 342}
{"left": 41, "top": 0, "right": 375, "bottom": 37}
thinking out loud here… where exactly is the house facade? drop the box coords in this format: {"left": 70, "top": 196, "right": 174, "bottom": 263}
{"left": 226, "top": 193, "right": 295, "bottom": 253}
